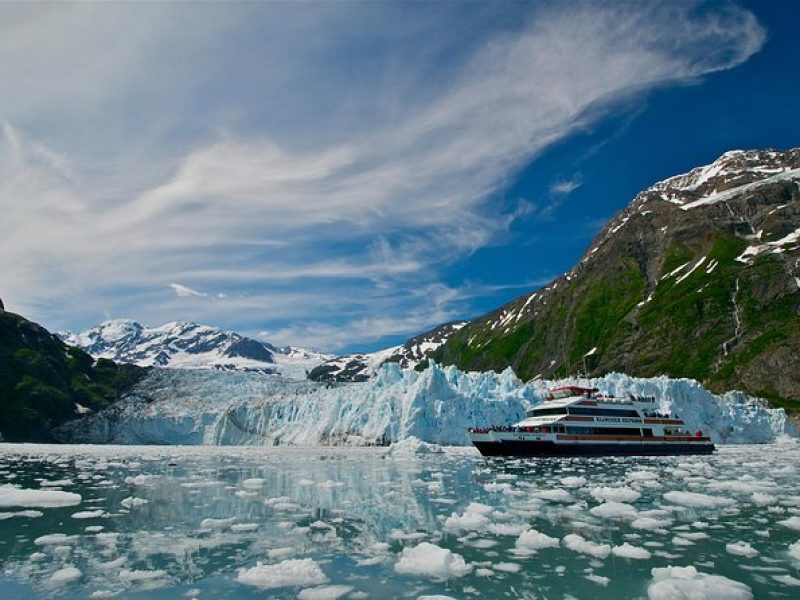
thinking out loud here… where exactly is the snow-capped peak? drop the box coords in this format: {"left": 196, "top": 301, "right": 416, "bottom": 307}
{"left": 643, "top": 148, "right": 800, "bottom": 210}
{"left": 59, "top": 320, "right": 330, "bottom": 378}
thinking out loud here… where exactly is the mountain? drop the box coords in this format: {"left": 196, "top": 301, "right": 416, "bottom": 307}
{"left": 60, "top": 320, "right": 332, "bottom": 378}
{"left": 307, "top": 321, "right": 468, "bottom": 382}
{"left": 0, "top": 303, "right": 146, "bottom": 442}
{"left": 431, "top": 148, "right": 800, "bottom": 416}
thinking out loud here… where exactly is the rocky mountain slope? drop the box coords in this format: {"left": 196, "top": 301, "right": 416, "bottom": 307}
{"left": 431, "top": 149, "right": 800, "bottom": 414}
{"left": 0, "top": 303, "right": 146, "bottom": 442}
{"left": 307, "top": 321, "right": 467, "bottom": 382}
{"left": 60, "top": 320, "right": 332, "bottom": 378}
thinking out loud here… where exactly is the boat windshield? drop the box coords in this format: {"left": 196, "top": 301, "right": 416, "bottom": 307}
{"left": 549, "top": 388, "right": 595, "bottom": 400}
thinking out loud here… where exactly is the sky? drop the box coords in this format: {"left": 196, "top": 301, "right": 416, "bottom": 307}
{"left": 1, "top": 1, "right": 799, "bottom": 353}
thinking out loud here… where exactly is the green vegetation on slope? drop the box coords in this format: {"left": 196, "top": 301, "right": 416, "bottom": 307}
{"left": 0, "top": 310, "right": 145, "bottom": 442}
{"left": 431, "top": 234, "right": 800, "bottom": 413}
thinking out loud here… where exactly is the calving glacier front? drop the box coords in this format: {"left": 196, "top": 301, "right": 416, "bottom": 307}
{"left": 54, "top": 363, "right": 796, "bottom": 446}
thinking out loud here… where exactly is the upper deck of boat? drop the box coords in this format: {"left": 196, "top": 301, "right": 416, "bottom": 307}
{"left": 539, "top": 386, "right": 656, "bottom": 408}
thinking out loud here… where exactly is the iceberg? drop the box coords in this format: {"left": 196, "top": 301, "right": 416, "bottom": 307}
{"left": 53, "top": 363, "right": 797, "bottom": 446}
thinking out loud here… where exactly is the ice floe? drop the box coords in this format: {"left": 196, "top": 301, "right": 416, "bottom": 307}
{"left": 237, "top": 558, "right": 329, "bottom": 589}
{"left": 647, "top": 565, "right": 752, "bottom": 600}
{"left": 394, "top": 542, "right": 472, "bottom": 580}
{"left": 562, "top": 534, "right": 611, "bottom": 559}
{"left": 0, "top": 485, "right": 82, "bottom": 508}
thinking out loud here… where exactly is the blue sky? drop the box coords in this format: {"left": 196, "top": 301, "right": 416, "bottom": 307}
{"left": 1, "top": 1, "right": 798, "bottom": 353}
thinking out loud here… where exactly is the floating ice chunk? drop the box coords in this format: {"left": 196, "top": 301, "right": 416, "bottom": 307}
{"left": 494, "top": 562, "right": 521, "bottom": 573}
{"left": 119, "top": 569, "right": 168, "bottom": 582}
{"left": 124, "top": 474, "right": 158, "bottom": 486}
{"left": 121, "top": 497, "right": 148, "bottom": 508}
{"left": 663, "top": 491, "right": 735, "bottom": 508}
{"left": 750, "top": 492, "right": 777, "bottom": 506}
{"left": 51, "top": 566, "right": 82, "bottom": 583}
{"left": 317, "top": 481, "right": 344, "bottom": 489}
{"left": 388, "top": 437, "right": 444, "bottom": 455}
{"left": 475, "top": 568, "right": 494, "bottom": 577}
{"left": 71, "top": 509, "right": 105, "bottom": 519}
{"left": 562, "top": 534, "right": 611, "bottom": 558}
{"left": 394, "top": 542, "right": 472, "bottom": 580}
{"left": 726, "top": 541, "right": 759, "bottom": 558}
{"left": 590, "top": 502, "right": 638, "bottom": 520}
{"left": 773, "top": 574, "right": 800, "bottom": 586}
{"left": 779, "top": 516, "right": 800, "bottom": 531}
{"left": 632, "top": 517, "right": 673, "bottom": 531}
{"left": 560, "top": 476, "right": 587, "bottom": 488}
{"left": 612, "top": 543, "right": 651, "bottom": 559}
{"left": 628, "top": 471, "right": 659, "bottom": 482}
{"left": 267, "top": 547, "right": 296, "bottom": 561}
{"left": 238, "top": 559, "right": 329, "bottom": 589}
{"left": 200, "top": 517, "right": 236, "bottom": 530}
{"left": 231, "top": 523, "right": 259, "bottom": 532}
{"left": 486, "top": 523, "right": 526, "bottom": 536}
{"left": 514, "top": 529, "right": 562, "bottom": 552}
{"left": 0, "top": 510, "right": 43, "bottom": 519}
{"left": 35, "top": 533, "right": 79, "bottom": 545}
{"left": 297, "top": 584, "right": 354, "bottom": 600}
{"left": 417, "top": 596, "right": 459, "bottom": 600}
{"left": 0, "top": 485, "right": 82, "bottom": 508}
{"left": 40, "top": 479, "right": 73, "bottom": 487}
{"left": 647, "top": 565, "right": 752, "bottom": 600}
{"left": 242, "top": 478, "right": 265, "bottom": 489}
{"left": 789, "top": 540, "right": 800, "bottom": 561}
{"left": 533, "top": 489, "right": 575, "bottom": 503}
{"left": 585, "top": 573, "right": 610, "bottom": 586}
{"left": 590, "top": 486, "right": 641, "bottom": 503}
{"left": 443, "top": 504, "right": 491, "bottom": 533}
{"left": 672, "top": 536, "right": 695, "bottom": 547}
{"left": 483, "top": 482, "right": 513, "bottom": 493}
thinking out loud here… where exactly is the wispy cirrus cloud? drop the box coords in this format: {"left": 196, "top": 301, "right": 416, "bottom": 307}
{"left": 168, "top": 283, "right": 208, "bottom": 299}
{"left": 550, "top": 176, "right": 584, "bottom": 197}
{"left": 0, "top": 2, "right": 765, "bottom": 351}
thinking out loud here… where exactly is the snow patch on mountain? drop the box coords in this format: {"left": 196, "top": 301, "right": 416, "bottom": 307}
{"left": 53, "top": 363, "right": 797, "bottom": 446}
{"left": 308, "top": 321, "right": 467, "bottom": 382}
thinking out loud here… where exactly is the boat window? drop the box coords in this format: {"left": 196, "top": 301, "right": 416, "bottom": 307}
{"left": 568, "top": 407, "right": 640, "bottom": 417}
{"left": 563, "top": 426, "right": 644, "bottom": 436}
{"left": 598, "top": 427, "right": 642, "bottom": 435}
{"left": 641, "top": 428, "right": 653, "bottom": 437}
{"left": 530, "top": 406, "right": 568, "bottom": 416}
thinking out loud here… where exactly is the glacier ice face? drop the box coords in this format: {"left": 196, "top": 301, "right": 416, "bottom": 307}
{"left": 54, "top": 363, "right": 797, "bottom": 446}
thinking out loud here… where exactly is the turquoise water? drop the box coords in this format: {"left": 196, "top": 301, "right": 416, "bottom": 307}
{"left": 0, "top": 442, "right": 799, "bottom": 599}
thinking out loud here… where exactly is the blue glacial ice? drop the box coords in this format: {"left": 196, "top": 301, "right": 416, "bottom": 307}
{"left": 56, "top": 362, "right": 797, "bottom": 446}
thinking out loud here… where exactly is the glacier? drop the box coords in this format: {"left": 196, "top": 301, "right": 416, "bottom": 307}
{"left": 53, "top": 362, "right": 797, "bottom": 446}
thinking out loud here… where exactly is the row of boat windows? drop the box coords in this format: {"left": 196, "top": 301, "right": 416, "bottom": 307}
{"left": 519, "top": 426, "right": 652, "bottom": 436}
{"left": 527, "top": 406, "right": 640, "bottom": 417}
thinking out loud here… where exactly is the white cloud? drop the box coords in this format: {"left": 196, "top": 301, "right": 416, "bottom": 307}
{"left": 0, "top": 2, "right": 765, "bottom": 350}
{"left": 168, "top": 283, "right": 208, "bottom": 298}
{"left": 550, "top": 176, "right": 583, "bottom": 196}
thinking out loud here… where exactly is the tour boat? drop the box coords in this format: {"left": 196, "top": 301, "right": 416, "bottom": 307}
{"left": 468, "top": 386, "right": 714, "bottom": 457}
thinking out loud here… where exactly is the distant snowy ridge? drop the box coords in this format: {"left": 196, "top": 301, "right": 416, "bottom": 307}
{"left": 59, "top": 320, "right": 332, "bottom": 378}
{"left": 53, "top": 362, "right": 797, "bottom": 446}
{"left": 307, "top": 321, "right": 468, "bottom": 382}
